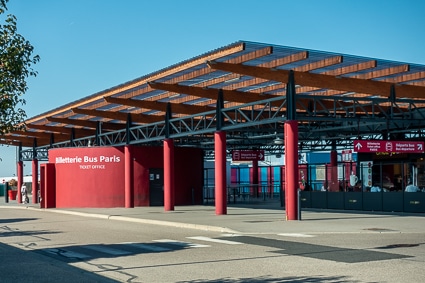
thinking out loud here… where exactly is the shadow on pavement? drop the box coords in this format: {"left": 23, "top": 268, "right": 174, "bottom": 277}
{"left": 0, "top": 217, "right": 38, "bottom": 224}
{"left": 0, "top": 243, "right": 119, "bottom": 283}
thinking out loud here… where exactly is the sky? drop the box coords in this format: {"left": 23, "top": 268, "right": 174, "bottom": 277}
{"left": 1, "top": 0, "right": 425, "bottom": 177}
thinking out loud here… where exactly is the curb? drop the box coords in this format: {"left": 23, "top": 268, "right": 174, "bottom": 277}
{"left": 0, "top": 205, "right": 239, "bottom": 234}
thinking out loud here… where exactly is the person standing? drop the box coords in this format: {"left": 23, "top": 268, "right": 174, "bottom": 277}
{"left": 20, "top": 183, "right": 28, "bottom": 204}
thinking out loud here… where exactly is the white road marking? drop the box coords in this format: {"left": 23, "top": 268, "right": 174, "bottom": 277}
{"left": 120, "top": 242, "right": 171, "bottom": 252}
{"left": 278, "top": 233, "right": 315, "bottom": 238}
{"left": 187, "top": 236, "right": 243, "bottom": 245}
{"left": 153, "top": 239, "right": 210, "bottom": 248}
{"left": 84, "top": 245, "right": 131, "bottom": 255}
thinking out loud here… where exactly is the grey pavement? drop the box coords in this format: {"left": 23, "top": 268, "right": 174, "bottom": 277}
{"left": 2, "top": 197, "right": 425, "bottom": 235}
{"left": 2, "top": 197, "right": 425, "bottom": 283}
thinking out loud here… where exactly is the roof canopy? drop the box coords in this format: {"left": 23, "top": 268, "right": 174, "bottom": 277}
{"left": 2, "top": 41, "right": 425, "bottom": 160}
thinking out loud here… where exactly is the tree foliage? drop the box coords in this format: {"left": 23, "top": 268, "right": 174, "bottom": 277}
{"left": 0, "top": 0, "right": 39, "bottom": 136}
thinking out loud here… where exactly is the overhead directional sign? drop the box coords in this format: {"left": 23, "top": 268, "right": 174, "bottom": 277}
{"left": 232, "top": 150, "right": 265, "bottom": 161}
{"left": 353, "top": 140, "right": 424, "bottom": 153}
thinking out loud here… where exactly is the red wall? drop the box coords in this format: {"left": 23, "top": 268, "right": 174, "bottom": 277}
{"left": 48, "top": 145, "right": 204, "bottom": 208}
{"left": 132, "top": 146, "right": 163, "bottom": 206}
{"left": 132, "top": 146, "right": 204, "bottom": 206}
{"left": 49, "top": 147, "right": 125, "bottom": 208}
{"left": 174, "top": 147, "right": 204, "bottom": 205}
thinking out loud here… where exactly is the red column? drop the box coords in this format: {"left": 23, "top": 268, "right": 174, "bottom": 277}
{"left": 330, "top": 150, "right": 338, "bottom": 191}
{"left": 268, "top": 166, "right": 273, "bottom": 196}
{"left": 284, "top": 120, "right": 299, "bottom": 220}
{"left": 215, "top": 131, "right": 227, "bottom": 215}
{"left": 164, "top": 138, "right": 175, "bottom": 211}
{"left": 17, "top": 161, "right": 23, "bottom": 203}
{"left": 124, "top": 145, "right": 134, "bottom": 208}
{"left": 32, "top": 159, "right": 38, "bottom": 204}
{"left": 43, "top": 163, "right": 56, "bottom": 208}
{"left": 252, "top": 160, "right": 259, "bottom": 197}
{"left": 39, "top": 165, "right": 45, "bottom": 208}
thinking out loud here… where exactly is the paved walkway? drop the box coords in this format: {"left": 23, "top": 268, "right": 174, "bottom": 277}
{"left": 2, "top": 197, "right": 425, "bottom": 235}
{"left": 2, "top": 197, "right": 425, "bottom": 282}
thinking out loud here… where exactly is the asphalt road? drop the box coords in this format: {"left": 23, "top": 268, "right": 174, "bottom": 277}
{"left": 1, "top": 207, "right": 424, "bottom": 282}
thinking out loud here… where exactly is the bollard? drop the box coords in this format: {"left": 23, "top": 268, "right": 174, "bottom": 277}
{"left": 4, "top": 183, "right": 9, "bottom": 203}
{"left": 297, "top": 189, "right": 301, "bottom": 220}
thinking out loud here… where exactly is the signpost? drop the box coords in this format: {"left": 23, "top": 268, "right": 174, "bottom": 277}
{"left": 232, "top": 150, "right": 265, "bottom": 161}
{"left": 353, "top": 140, "right": 424, "bottom": 153}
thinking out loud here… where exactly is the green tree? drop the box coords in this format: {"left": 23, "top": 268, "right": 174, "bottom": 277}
{"left": 0, "top": 0, "right": 39, "bottom": 136}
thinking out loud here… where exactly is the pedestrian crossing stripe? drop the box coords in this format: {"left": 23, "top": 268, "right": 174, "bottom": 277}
{"left": 187, "top": 236, "right": 243, "bottom": 245}
{"left": 120, "top": 242, "right": 171, "bottom": 252}
{"left": 84, "top": 245, "right": 132, "bottom": 255}
{"left": 278, "top": 233, "right": 315, "bottom": 238}
{"left": 153, "top": 239, "right": 210, "bottom": 248}
{"left": 40, "top": 237, "right": 244, "bottom": 260}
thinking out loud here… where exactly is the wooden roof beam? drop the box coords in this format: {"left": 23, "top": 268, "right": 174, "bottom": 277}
{"left": 249, "top": 61, "right": 377, "bottom": 95}
{"left": 294, "top": 56, "right": 342, "bottom": 72}
{"left": 0, "top": 137, "right": 47, "bottom": 147}
{"left": 352, "top": 64, "right": 410, "bottom": 79}
{"left": 207, "top": 61, "right": 425, "bottom": 98}
{"left": 111, "top": 46, "right": 273, "bottom": 103}
{"left": 259, "top": 51, "right": 308, "bottom": 68}
{"left": 160, "top": 46, "right": 273, "bottom": 86}
{"left": 148, "top": 82, "right": 278, "bottom": 105}
{"left": 9, "top": 130, "right": 68, "bottom": 142}
{"left": 382, "top": 71, "right": 425, "bottom": 84}
{"left": 224, "top": 55, "right": 343, "bottom": 91}
{"left": 24, "top": 124, "right": 96, "bottom": 138}
{"left": 220, "top": 51, "right": 308, "bottom": 91}
{"left": 71, "top": 108, "right": 164, "bottom": 124}
{"left": 104, "top": 96, "right": 213, "bottom": 116}
{"left": 46, "top": 117, "right": 124, "bottom": 131}
{"left": 322, "top": 60, "right": 377, "bottom": 76}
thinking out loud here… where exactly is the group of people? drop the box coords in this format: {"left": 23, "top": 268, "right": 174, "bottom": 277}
{"left": 314, "top": 179, "right": 424, "bottom": 193}
{"left": 19, "top": 183, "right": 42, "bottom": 203}
{"left": 369, "top": 181, "right": 422, "bottom": 192}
